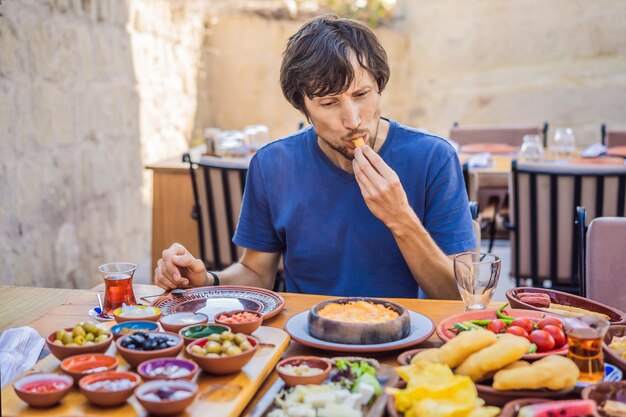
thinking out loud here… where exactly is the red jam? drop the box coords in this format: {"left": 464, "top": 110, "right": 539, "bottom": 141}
{"left": 22, "top": 380, "right": 68, "bottom": 393}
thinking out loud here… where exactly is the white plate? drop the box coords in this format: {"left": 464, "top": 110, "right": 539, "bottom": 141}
{"left": 284, "top": 310, "right": 435, "bottom": 353}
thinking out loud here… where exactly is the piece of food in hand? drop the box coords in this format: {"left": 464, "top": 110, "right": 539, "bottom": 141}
{"left": 492, "top": 354, "right": 579, "bottom": 391}
{"left": 351, "top": 137, "right": 365, "bottom": 148}
{"left": 518, "top": 293, "right": 551, "bottom": 308}
{"left": 517, "top": 399, "right": 598, "bottom": 417}
{"left": 455, "top": 334, "right": 531, "bottom": 382}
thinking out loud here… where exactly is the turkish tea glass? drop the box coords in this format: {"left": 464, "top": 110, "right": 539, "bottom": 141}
{"left": 99, "top": 262, "right": 137, "bottom": 314}
{"left": 562, "top": 315, "right": 610, "bottom": 383}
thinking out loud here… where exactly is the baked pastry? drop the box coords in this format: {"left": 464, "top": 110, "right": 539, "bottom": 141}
{"left": 455, "top": 334, "right": 530, "bottom": 382}
{"left": 492, "top": 354, "right": 579, "bottom": 391}
{"left": 352, "top": 137, "right": 365, "bottom": 148}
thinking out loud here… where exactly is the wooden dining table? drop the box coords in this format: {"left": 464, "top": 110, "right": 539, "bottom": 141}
{"left": 0, "top": 283, "right": 488, "bottom": 417}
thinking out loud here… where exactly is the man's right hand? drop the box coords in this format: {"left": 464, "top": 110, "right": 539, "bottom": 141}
{"left": 155, "top": 243, "right": 208, "bottom": 290}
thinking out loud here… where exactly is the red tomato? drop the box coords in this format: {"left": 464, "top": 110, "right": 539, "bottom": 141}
{"left": 529, "top": 329, "right": 556, "bottom": 352}
{"left": 538, "top": 317, "right": 564, "bottom": 330}
{"left": 487, "top": 319, "right": 508, "bottom": 334}
{"left": 509, "top": 318, "right": 536, "bottom": 334}
{"left": 505, "top": 326, "right": 529, "bottom": 338}
{"left": 542, "top": 325, "right": 567, "bottom": 348}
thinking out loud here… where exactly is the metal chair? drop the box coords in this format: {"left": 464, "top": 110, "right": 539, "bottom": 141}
{"left": 508, "top": 160, "right": 626, "bottom": 294}
{"left": 601, "top": 124, "right": 626, "bottom": 147}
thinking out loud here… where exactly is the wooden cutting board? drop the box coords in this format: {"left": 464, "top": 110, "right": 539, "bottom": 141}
{"left": 1, "top": 326, "right": 290, "bottom": 417}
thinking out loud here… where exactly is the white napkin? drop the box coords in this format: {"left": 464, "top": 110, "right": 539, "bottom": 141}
{"left": 0, "top": 326, "right": 45, "bottom": 387}
{"left": 581, "top": 143, "right": 607, "bottom": 158}
{"left": 468, "top": 152, "right": 493, "bottom": 168}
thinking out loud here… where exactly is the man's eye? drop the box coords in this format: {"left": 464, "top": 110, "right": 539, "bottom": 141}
{"left": 320, "top": 102, "right": 334, "bottom": 107}
{"left": 355, "top": 91, "right": 368, "bottom": 98}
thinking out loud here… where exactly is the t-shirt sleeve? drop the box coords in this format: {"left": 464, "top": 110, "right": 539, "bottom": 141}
{"left": 423, "top": 150, "right": 477, "bottom": 255}
{"left": 232, "top": 155, "right": 284, "bottom": 253}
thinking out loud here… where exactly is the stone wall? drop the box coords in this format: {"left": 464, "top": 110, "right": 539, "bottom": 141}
{"left": 0, "top": 0, "right": 206, "bottom": 288}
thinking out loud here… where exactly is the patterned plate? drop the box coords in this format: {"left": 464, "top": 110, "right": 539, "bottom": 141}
{"left": 151, "top": 286, "right": 285, "bottom": 321}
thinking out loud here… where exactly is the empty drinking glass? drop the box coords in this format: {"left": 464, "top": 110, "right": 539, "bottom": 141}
{"left": 454, "top": 252, "right": 501, "bottom": 311}
{"left": 553, "top": 128, "right": 576, "bottom": 161}
{"left": 519, "top": 134, "right": 544, "bottom": 161}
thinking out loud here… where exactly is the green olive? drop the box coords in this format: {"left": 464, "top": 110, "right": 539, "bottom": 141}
{"left": 234, "top": 333, "right": 247, "bottom": 345}
{"left": 53, "top": 340, "right": 63, "bottom": 346}
{"left": 73, "top": 335, "right": 86, "bottom": 345}
{"left": 61, "top": 333, "right": 74, "bottom": 345}
{"left": 239, "top": 341, "right": 253, "bottom": 351}
{"left": 72, "top": 325, "right": 86, "bottom": 337}
{"left": 225, "top": 346, "right": 242, "bottom": 356}
{"left": 56, "top": 329, "right": 68, "bottom": 341}
{"left": 220, "top": 331, "right": 235, "bottom": 342}
{"left": 66, "top": 343, "right": 79, "bottom": 347}
{"left": 95, "top": 334, "right": 108, "bottom": 343}
{"left": 206, "top": 353, "right": 220, "bottom": 358}
{"left": 85, "top": 333, "right": 95, "bottom": 342}
{"left": 221, "top": 340, "right": 233, "bottom": 350}
{"left": 82, "top": 322, "right": 99, "bottom": 334}
{"left": 207, "top": 333, "right": 222, "bottom": 342}
{"left": 190, "top": 345, "right": 204, "bottom": 355}
{"left": 206, "top": 341, "right": 222, "bottom": 354}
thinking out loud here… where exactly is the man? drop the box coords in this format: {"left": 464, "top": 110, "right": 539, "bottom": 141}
{"left": 155, "top": 16, "right": 475, "bottom": 299}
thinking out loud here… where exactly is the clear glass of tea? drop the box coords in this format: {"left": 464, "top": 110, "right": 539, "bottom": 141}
{"left": 98, "top": 263, "right": 138, "bottom": 314}
{"left": 563, "top": 315, "right": 610, "bottom": 383}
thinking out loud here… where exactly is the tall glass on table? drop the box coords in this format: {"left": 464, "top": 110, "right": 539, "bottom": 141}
{"left": 453, "top": 252, "right": 501, "bottom": 311}
{"left": 99, "top": 263, "right": 138, "bottom": 314}
{"left": 562, "top": 315, "right": 610, "bottom": 383}
{"left": 552, "top": 128, "right": 576, "bottom": 161}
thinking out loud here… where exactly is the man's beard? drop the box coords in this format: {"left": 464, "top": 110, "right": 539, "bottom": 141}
{"left": 319, "top": 129, "right": 370, "bottom": 161}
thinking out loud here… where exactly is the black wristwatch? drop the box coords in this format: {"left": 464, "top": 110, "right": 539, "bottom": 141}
{"left": 207, "top": 270, "right": 220, "bottom": 286}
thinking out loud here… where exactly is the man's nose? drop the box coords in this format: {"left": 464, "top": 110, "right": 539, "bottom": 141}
{"left": 342, "top": 101, "right": 361, "bottom": 130}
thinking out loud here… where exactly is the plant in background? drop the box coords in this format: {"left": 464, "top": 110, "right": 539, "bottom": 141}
{"left": 316, "top": 0, "right": 396, "bottom": 27}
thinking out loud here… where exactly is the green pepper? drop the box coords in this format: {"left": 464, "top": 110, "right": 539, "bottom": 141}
{"left": 452, "top": 322, "right": 470, "bottom": 332}
{"left": 469, "top": 319, "right": 492, "bottom": 326}
{"left": 496, "top": 303, "right": 516, "bottom": 321}
{"left": 528, "top": 343, "right": 537, "bottom": 354}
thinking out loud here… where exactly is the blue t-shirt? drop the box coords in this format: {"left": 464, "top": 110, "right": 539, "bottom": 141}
{"left": 233, "top": 119, "right": 476, "bottom": 297}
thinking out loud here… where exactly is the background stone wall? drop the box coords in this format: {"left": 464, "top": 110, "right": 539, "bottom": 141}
{"left": 1, "top": 0, "right": 624, "bottom": 289}
{"left": 0, "top": 0, "right": 206, "bottom": 288}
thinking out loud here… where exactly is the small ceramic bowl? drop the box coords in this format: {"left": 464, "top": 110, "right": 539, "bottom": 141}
{"left": 135, "top": 379, "right": 199, "bottom": 416}
{"left": 215, "top": 310, "right": 263, "bottom": 335}
{"left": 116, "top": 331, "right": 183, "bottom": 368}
{"left": 113, "top": 305, "right": 162, "bottom": 323}
{"left": 46, "top": 327, "right": 113, "bottom": 361}
{"left": 111, "top": 321, "right": 160, "bottom": 340}
{"left": 604, "top": 325, "right": 626, "bottom": 374}
{"left": 137, "top": 357, "right": 199, "bottom": 381}
{"left": 60, "top": 353, "right": 118, "bottom": 384}
{"left": 582, "top": 381, "right": 626, "bottom": 417}
{"left": 160, "top": 312, "right": 208, "bottom": 333}
{"left": 276, "top": 356, "right": 332, "bottom": 386}
{"left": 13, "top": 373, "right": 73, "bottom": 408}
{"left": 79, "top": 370, "right": 141, "bottom": 407}
{"left": 179, "top": 323, "right": 230, "bottom": 346}
{"left": 186, "top": 334, "right": 259, "bottom": 374}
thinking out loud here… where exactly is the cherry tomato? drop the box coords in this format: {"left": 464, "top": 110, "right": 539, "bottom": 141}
{"left": 538, "top": 317, "right": 564, "bottom": 330}
{"left": 542, "top": 324, "right": 567, "bottom": 348}
{"left": 505, "top": 326, "right": 529, "bottom": 338}
{"left": 487, "top": 319, "right": 508, "bottom": 334}
{"left": 509, "top": 318, "right": 536, "bottom": 334}
{"left": 529, "top": 329, "right": 556, "bottom": 352}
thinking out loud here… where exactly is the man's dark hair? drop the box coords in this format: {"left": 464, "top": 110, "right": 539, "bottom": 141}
{"left": 280, "top": 15, "right": 390, "bottom": 119}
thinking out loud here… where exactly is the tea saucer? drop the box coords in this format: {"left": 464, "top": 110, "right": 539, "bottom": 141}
{"left": 88, "top": 306, "right": 114, "bottom": 322}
